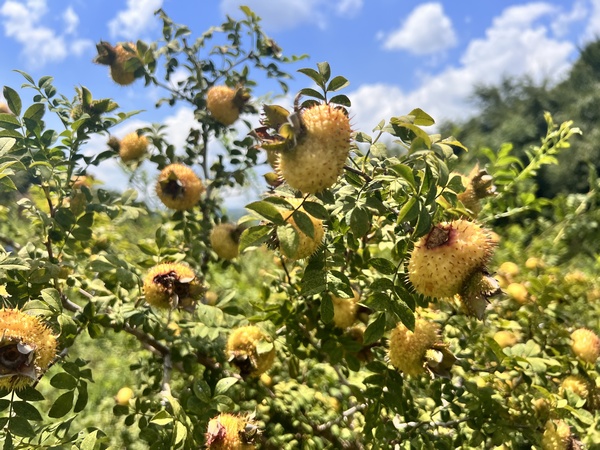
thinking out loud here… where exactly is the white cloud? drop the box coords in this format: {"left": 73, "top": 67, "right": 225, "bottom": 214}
{"left": 350, "top": 2, "right": 575, "bottom": 131}
{"left": 382, "top": 2, "right": 457, "bottom": 54}
{"left": 0, "top": 0, "right": 92, "bottom": 68}
{"left": 108, "top": 0, "right": 163, "bottom": 40}
{"left": 583, "top": 0, "right": 600, "bottom": 41}
{"left": 63, "top": 6, "right": 78, "bottom": 35}
{"left": 220, "top": 0, "right": 363, "bottom": 32}
{"left": 551, "top": 0, "right": 586, "bottom": 38}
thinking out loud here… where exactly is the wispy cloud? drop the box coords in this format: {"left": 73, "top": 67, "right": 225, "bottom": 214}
{"left": 220, "top": 0, "right": 363, "bottom": 32}
{"left": 0, "top": 0, "right": 93, "bottom": 68}
{"left": 351, "top": 2, "right": 575, "bottom": 130}
{"left": 381, "top": 2, "right": 457, "bottom": 55}
{"left": 108, "top": 0, "right": 163, "bottom": 40}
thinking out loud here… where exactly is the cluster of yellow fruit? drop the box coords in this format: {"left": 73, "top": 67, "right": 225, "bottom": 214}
{"left": 407, "top": 219, "right": 498, "bottom": 319}
{"left": 0, "top": 308, "right": 58, "bottom": 391}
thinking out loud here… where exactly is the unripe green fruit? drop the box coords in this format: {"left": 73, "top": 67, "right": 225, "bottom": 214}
{"left": 408, "top": 220, "right": 496, "bottom": 298}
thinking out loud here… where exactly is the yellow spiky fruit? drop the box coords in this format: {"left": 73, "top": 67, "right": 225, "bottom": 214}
{"left": 0, "top": 309, "right": 58, "bottom": 391}
{"left": 94, "top": 41, "right": 139, "bottom": 86}
{"left": 278, "top": 207, "right": 324, "bottom": 260}
{"left": 119, "top": 132, "right": 148, "bottom": 162}
{"left": 156, "top": 163, "right": 204, "bottom": 210}
{"left": 571, "top": 328, "right": 600, "bottom": 363}
{"left": 407, "top": 220, "right": 496, "bottom": 299}
{"left": 277, "top": 103, "right": 352, "bottom": 194}
{"left": 227, "top": 325, "right": 276, "bottom": 378}
{"left": 210, "top": 223, "right": 241, "bottom": 260}
{"left": 388, "top": 319, "right": 441, "bottom": 377}
{"left": 493, "top": 330, "right": 518, "bottom": 348}
{"left": 206, "top": 413, "right": 257, "bottom": 450}
{"left": 541, "top": 420, "right": 571, "bottom": 450}
{"left": 143, "top": 263, "right": 202, "bottom": 309}
{"left": 560, "top": 375, "right": 590, "bottom": 400}
{"left": 206, "top": 86, "right": 249, "bottom": 126}
{"left": 331, "top": 290, "right": 359, "bottom": 329}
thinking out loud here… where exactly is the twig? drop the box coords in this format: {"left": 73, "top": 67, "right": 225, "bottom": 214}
{"left": 343, "top": 165, "right": 372, "bottom": 183}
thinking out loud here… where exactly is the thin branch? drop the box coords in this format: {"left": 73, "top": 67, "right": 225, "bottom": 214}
{"left": 343, "top": 165, "right": 372, "bottom": 183}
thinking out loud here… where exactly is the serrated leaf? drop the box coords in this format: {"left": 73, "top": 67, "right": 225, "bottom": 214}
{"left": 246, "top": 200, "right": 285, "bottom": 225}
{"left": 369, "top": 258, "right": 397, "bottom": 275}
{"left": 363, "top": 312, "right": 386, "bottom": 345}
{"left": 214, "top": 377, "right": 239, "bottom": 396}
{"left": 48, "top": 391, "right": 74, "bottom": 418}
{"left": 327, "top": 75, "right": 349, "bottom": 92}
{"left": 320, "top": 294, "right": 334, "bottom": 324}
{"left": 3, "top": 86, "right": 21, "bottom": 116}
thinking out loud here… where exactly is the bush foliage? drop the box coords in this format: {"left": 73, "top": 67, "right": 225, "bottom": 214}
{"left": 0, "top": 7, "right": 599, "bottom": 450}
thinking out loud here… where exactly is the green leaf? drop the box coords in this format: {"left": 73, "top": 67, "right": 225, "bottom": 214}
{"left": 292, "top": 210, "right": 314, "bottom": 238}
{"left": 277, "top": 224, "right": 298, "bottom": 258}
{"left": 214, "top": 377, "right": 239, "bottom": 396}
{"left": 8, "top": 417, "right": 35, "bottom": 438}
{"left": 54, "top": 208, "right": 76, "bottom": 229}
{"left": 3, "top": 86, "right": 21, "bottom": 116}
{"left": 0, "top": 138, "right": 15, "bottom": 158}
{"left": 369, "top": 258, "right": 397, "bottom": 275}
{"left": 397, "top": 197, "right": 418, "bottom": 223}
{"left": 299, "top": 88, "right": 325, "bottom": 101}
{"left": 363, "top": 312, "right": 386, "bottom": 346}
{"left": 150, "top": 410, "right": 173, "bottom": 426}
{"left": 350, "top": 207, "right": 370, "bottom": 237}
{"left": 0, "top": 400, "right": 9, "bottom": 412}
{"left": 390, "top": 164, "right": 416, "bottom": 189}
{"left": 329, "top": 95, "right": 351, "bottom": 107}
{"left": 408, "top": 108, "right": 435, "bottom": 126}
{"left": 302, "top": 201, "right": 329, "bottom": 220}
{"left": 48, "top": 391, "right": 74, "bottom": 418}
{"left": 80, "top": 430, "right": 99, "bottom": 450}
{"left": 298, "top": 68, "right": 324, "bottom": 87}
{"left": 317, "top": 62, "right": 331, "bottom": 82}
{"left": 40, "top": 288, "right": 62, "bottom": 312}
{"left": 50, "top": 373, "right": 77, "bottom": 390}
{"left": 321, "top": 294, "right": 334, "bottom": 324}
{"left": 192, "top": 379, "right": 212, "bottom": 403}
{"left": 12, "top": 402, "right": 42, "bottom": 421}
{"left": 246, "top": 200, "right": 285, "bottom": 225}
{"left": 74, "top": 382, "right": 88, "bottom": 413}
{"left": 389, "top": 298, "right": 414, "bottom": 331}
{"left": 21, "top": 300, "right": 53, "bottom": 318}
{"left": 301, "top": 269, "right": 327, "bottom": 296}
{"left": 14, "top": 387, "right": 44, "bottom": 402}
{"left": 239, "top": 225, "right": 271, "bottom": 252}
{"left": 327, "top": 75, "right": 349, "bottom": 92}
{"left": 23, "top": 103, "right": 45, "bottom": 122}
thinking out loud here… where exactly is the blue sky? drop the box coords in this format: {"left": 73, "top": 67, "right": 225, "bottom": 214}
{"left": 0, "top": 0, "right": 594, "bottom": 205}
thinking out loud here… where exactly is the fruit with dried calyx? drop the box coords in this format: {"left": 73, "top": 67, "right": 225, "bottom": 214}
{"left": 143, "top": 263, "right": 203, "bottom": 309}
{"left": 117, "top": 132, "right": 148, "bottom": 162}
{"left": 206, "top": 413, "right": 259, "bottom": 449}
{"left": 407, "top": 219, "right": 496, "bottom": 299}
{"left": 0, "top": 308, "right": 58, "bottom": 391}
{"left": 388, "top": 318, "right": 455, "bottom": 378}
{"left": 156, "top": 163, "right": 204, "bottom": 210}
{"left": 570, "top": 328, "right": 600, "bottom": 363}
{"left": 94, "top": 41, "right": 140, "bottom": 86}
{"left": 227, "top": 325, "right": 276, "bottom": 378}
{"left": 206, "top": 86, "right": 250, "bottom": 126}
{"left": 210, "top": 223, "right": 242, "bottom": 260}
